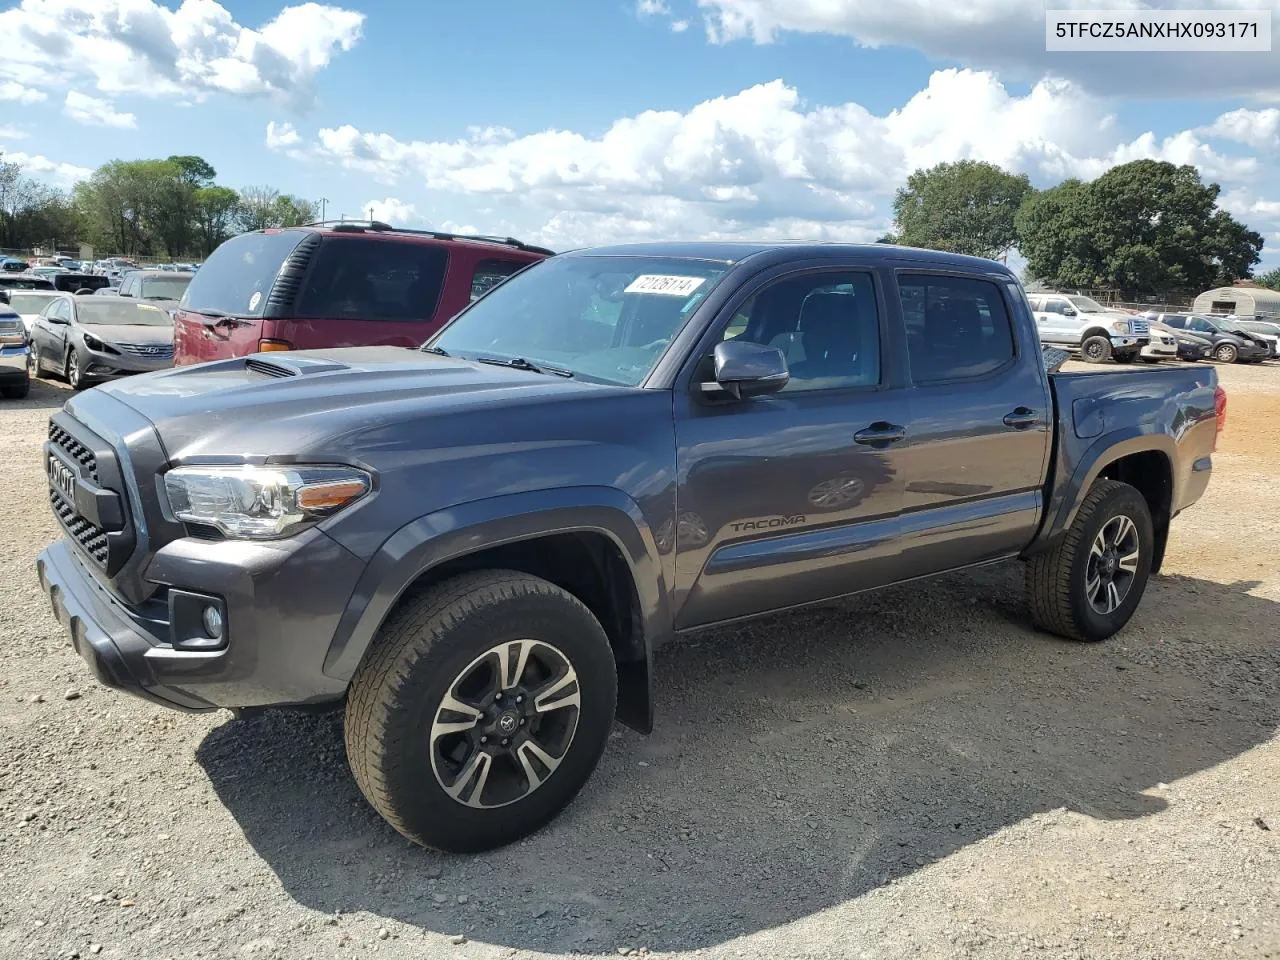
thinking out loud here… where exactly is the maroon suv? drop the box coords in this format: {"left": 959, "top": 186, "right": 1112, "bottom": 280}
{"left": 173, "top": 222, "right": 553, "bottom": 364}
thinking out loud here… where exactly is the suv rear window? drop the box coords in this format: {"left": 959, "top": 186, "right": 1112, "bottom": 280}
{"left": 296, "top": 237, "right": 448, "bottom": 321}
{"left": 183, "top": 230, "right": 309, "bottom": 318}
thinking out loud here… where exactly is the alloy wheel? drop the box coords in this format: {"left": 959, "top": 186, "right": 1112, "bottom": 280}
{"left": 1085, "top": 515, "right": 1140, "bottom": 615}
{"left": 429, "top": 638, "right": 581, "bottom": 809}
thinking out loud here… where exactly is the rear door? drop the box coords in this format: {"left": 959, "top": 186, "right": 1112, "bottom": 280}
{"left": 896, "top": 271, "right": 1053, "bottom": 573}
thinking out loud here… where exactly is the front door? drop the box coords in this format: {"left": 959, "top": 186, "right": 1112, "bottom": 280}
{"left": 895, "top": 272, "right": 1053, "bottom": 573}
{"left": 673, "top": 267, "right": 910, "bottom": 629}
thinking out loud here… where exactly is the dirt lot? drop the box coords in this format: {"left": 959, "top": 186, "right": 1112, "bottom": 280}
{"left": 1, "top": 361, "right": 1277, "bottom": 960}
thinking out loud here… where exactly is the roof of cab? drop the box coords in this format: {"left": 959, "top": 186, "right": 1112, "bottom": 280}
{"left": 566, "top": 240, "right": 1016, "bottom": 275}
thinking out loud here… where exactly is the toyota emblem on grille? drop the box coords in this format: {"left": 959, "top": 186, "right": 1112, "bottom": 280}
{"left": 48, "top": 455, "right": 76, "bottom": 500}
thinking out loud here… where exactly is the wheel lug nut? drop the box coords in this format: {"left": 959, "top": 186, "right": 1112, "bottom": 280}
{"left": 519, "top": 718, "right": 526, "bottom": 726}
{"left": 480, "top": 736, "right": 488, "bottom": 744}
{"left": 501, "top": 738, "right": 509, "bottom": 747}
{"left": 495, "top": 693, "right": 502, "bottom": 701}
{"left": 516, "top": 695, "right": 524, "bottom": 704}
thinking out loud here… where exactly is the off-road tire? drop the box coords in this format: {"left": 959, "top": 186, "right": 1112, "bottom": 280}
{"left": 344, "top": 570, "right": 618, "bottom": 852}
{"left": 1026, "top": 479, "right": 1154, "bottom": 642}
{"left": 1080, "top": 335, "right": 1112, "bottom": 363}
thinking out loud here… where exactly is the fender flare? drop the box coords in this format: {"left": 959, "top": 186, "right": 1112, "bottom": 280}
{"left": 321, "top": 486, "right": 671, "bottom": 728}
{"left": 1035, "top": 429, "right": 1177, "bottom": 553}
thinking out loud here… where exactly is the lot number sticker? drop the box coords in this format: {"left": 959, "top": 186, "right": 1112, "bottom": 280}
{"left": 624, "top": 275, "right": 707, "bottom": 297}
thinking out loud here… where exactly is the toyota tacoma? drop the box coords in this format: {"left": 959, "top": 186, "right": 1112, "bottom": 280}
{"left": 36, "top": 242, "right": 1225, "bottom": 852}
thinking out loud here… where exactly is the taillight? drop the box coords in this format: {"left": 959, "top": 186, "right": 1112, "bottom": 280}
{"left": 1213, "top": 385, "right": 1227, "bottom": 451}
{"left": 258, "top": 338, "right": 292, "bottom": 352}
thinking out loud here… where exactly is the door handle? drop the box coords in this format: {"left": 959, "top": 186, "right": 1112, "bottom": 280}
{"left": 1003, "top": 407, "right": 1043, "bottom": 428}
{"left": 854, "top": 422, "right": 906, "bottom": 446}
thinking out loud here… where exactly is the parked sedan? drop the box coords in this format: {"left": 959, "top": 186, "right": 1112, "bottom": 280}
{"left": 27, "top": 295, "right": 175, "bottom": 390}
{"left": 1149, "top": 321, "right": 1212, "bottom": 361}
{"left": 1152, "top": 314, "right": 1269, "bottom": 364}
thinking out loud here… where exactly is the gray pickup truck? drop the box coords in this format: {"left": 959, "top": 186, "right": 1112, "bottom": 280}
{"left": 36, "top": 241, "right": 1225, "bottom": 852}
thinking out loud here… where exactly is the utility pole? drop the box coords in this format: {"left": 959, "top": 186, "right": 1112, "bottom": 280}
{"left": 318, "top": 197, "right": 329, "bottom": 222}
{"left": 369, "top": 205, "right": 375, "bottom": 221}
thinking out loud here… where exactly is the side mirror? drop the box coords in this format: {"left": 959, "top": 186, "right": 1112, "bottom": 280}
{"left": 0, "top": 290, "right": 8, "bottom": 304}
{"left": 700, "top": 340, "right": 790, "bottom": 401}
{"left": 1062, "top": 307, "right": 1077, "bottom": 317}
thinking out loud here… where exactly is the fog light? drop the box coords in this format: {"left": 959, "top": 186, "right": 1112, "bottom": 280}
{"left": 202, "top": 605, "right": 224, "bottom": 640}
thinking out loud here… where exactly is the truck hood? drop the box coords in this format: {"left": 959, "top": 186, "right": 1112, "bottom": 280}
{"left": 84, "top": 345, "right": 618, "bottom": 459}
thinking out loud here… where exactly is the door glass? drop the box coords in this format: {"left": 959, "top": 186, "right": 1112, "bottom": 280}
{"left": 899, "top": 275, "right": 1015, "bottom": 383}
{"left": 721, "top": 273, "right": 880, "bottom": 392}
{"left": 470, "top": 259, "right": 525, "bottom": 301}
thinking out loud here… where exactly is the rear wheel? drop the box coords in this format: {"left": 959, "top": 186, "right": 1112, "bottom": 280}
{"left": 1213, "top": 342, "right": 1239, "bottom": 364}
{"left": 1026, "top": 479, "right": 1154, "bottom": 642}
{"left": 345, "top": 570, "right": 618, "bottom": 852}
{"left": 1080, "top": 336, "right": 1112, "bottom": 363}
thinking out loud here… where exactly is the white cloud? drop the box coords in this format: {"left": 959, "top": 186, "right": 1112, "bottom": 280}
{"left": 1204, "top": 107, "right": 1280, "bottom": 149}
{"left": 660, "top": 0, "right": 1280, "bottom": 98}
{"left": 63, "top": 91, "right": 137, "bottom": 129}
{"left": 0, "top": 0, "right": 364, "bottom": 110}
{"left": 0, "top": 81, "right": 47, "bottom": 103}
{"left": 671, "top": 19, "right": 691, "bottom": 32}
{"left": 0, "top": 148, "right": 93, "bottom": 188}
{"left": 0, "top": 125, "right": 29, "bottom": 140}
{"left": 272, "top": 69, "right": 1275, "bottom": 250}
{"left": 266, "top": 120, "right": 303, "bottom": 148}
{"left": 363, "top": 197, "right": 419, "bottom": 224}
{"left": 637, "top": 0, "right": 671, "bottom": 14}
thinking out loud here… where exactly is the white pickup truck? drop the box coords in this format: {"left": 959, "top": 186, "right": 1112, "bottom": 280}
{"left": 1027, "top": 293, "right": 1163, "bottom": 364}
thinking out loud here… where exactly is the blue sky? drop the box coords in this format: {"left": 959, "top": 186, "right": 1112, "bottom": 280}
{"left": 1, "top": 0, "right": 1277, "bottom": 268}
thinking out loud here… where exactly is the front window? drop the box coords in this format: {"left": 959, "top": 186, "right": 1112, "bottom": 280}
{"left": 429, "top": 255, "right": 728, "bottom": 386}
{"left": 1067, "top": 295, "right": 1108, "bottom": 313}
{"left": 139, "top": 276, "right": 192, "bottom": 301}
{"left": 76, "top": 301, "right": 172, "bottom": 326}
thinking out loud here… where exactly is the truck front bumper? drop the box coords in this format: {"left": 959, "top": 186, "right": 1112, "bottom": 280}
{"left": 36, "top": 530, "right": 363, "bottom": 712}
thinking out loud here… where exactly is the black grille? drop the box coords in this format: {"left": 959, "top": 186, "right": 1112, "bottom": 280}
{"left": 50, "top": 487, "right": 108, "bottom": 566}
{"left": 49, "top": 423, "right": 98, "bottom": 482}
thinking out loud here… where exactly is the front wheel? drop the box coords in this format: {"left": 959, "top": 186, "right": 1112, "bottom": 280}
{"left": 1025, "top": 479, "right": 1154, "bottom": 642}
{"left": 66, "top": 348, "right": 86, "bottom": 390}
{"left": 27, "top": 344, "right": 41, "bottom": 378}
{"left": 344, "top": 570, "right": 618, "bottom": 852}
{"left": 1213, "top": 343, "right": 1238, "bottom": 364}
{"left": 1080, "top": 335, "right": 1112, "bottom": 363}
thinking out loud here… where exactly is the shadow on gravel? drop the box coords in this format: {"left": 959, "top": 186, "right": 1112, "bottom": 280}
{"left": 196, "top": 564, "right": 1279, "bottom": 954}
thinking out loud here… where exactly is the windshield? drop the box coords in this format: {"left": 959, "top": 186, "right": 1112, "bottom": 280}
{"left": 429, "top": 255, "right": 728, "bottom": 385}
{"left": 1197, "top": 315, "right": 1232, "bottom": 331}
{"left": 9, "top": 292, "right": 60, "bottom": 314}
{"left": 77, "top": 301, "right": 173, "bottom": 326}
{"left": 140, "top": 275, "right": 191, "bottom": 301}
{"left": 1067, "top": 295, "right": 1108, "bottom": 313}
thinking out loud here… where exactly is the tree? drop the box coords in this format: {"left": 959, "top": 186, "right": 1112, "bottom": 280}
{"left": 1257, "top": 267, "right": 1280, "bottom": 291}
{"left": 236, "top": 187, "right": 317, "bottom": 231}
{"left": 273, "top": 194, "right": 317, "bottom": 227}
{"left": 1017, "top": 160, "right": 1264, "bottom": 298}
{"left": 890, "top": 160, "right": 1033, "bottom": 260}
{"left": 167, "top": 155, "right": 216, "bottom": 188}
{"left": 193, "top": 186, "right": 241, "bottom": 256}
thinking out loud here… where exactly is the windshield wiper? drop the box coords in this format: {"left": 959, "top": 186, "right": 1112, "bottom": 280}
{"left": 422, "top": 345, "right": 450, "bottom": 356}
{"left": 475, "top": 355, "right": 574, "bottom": 378}
{"left": 188, "top": 307, "right": 230, "bottom": 319}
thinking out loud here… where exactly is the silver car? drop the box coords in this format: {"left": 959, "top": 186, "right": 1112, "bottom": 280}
{"left": 27, "top": 295, "right": 175, "bottom": 390}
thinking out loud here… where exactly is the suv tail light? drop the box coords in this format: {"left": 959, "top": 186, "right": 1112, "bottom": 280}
{"left": 258, "top": 338, "right": 292, "bottom": 352}
{"left": 1213, "top": 385, "right": 1227, "bottom": 451}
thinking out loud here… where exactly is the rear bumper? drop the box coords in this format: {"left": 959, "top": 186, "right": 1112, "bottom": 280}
{"left": 36, "top": 529, "right": 364, "bottom": 712}
{"left": 0, "top": 345, "right": 29, "bottom": 381}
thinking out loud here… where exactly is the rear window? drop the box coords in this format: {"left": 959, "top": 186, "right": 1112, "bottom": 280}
{"left": 139, "top": 275, "right": 191, "bottom": 302}
{"left": 294, "top": 237, "right": 448, "bottom": 321}
{"left": 183, "top": 230, "right": 309, "bottom": 318}
{"left": 9, "top": 292, "right": 60, "bottom": 314}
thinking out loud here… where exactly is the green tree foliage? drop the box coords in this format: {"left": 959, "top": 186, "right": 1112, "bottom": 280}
{"left": 890, "top": 160, "right": 1033, "bottom": 260}
{"left": 1256, "top": 267, "right": 1280, "bottom": 291}
{"left": 1016, "top": 160, "right": 1263, "bottom": 298}
{"left": 2, "top": 152, "right": 318, "bottom": 259}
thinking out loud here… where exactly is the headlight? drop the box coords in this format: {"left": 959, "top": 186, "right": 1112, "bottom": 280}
{"left": 163, "top": 465, "right": 372, "bottom": 539}
{"left": 1110, "top": 321, "right": 1131, "bottom": 334}
{"left": 82, "top": 333, "right": 119, "bottom": 354}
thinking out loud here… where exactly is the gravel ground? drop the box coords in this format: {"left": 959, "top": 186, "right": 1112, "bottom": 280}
{"left": 1, "top": 363, "right": 1277, "bottom": 960}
